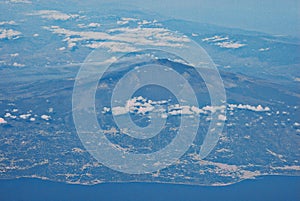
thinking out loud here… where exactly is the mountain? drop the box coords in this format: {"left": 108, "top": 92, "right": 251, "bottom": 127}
{"left": 0, "top": 1, "right": 299, "bottom": 186}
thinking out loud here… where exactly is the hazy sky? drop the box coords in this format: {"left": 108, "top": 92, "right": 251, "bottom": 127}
{"left": 113, "top": 0, "right": 300, "bottom": 37}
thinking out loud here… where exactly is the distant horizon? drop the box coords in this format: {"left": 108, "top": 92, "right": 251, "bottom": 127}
{"left": 106, "top": 0, "right": 300, "bottom": 37}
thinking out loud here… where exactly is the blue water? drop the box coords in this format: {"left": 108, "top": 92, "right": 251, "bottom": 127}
{"left": 0, "top": 176, "right": 299, "bottom": 201}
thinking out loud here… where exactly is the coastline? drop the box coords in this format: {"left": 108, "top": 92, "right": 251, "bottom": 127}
{"left": 0, "top": 175, "right": 299, "bottom": 201}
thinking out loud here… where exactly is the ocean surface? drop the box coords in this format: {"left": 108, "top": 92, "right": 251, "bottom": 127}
{"left": 0, "top": 176, "right": 299, "bottom": 201}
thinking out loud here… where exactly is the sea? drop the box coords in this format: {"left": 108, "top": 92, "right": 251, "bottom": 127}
{"left": 0, "top": 176, "right": 299, "bottom": 201}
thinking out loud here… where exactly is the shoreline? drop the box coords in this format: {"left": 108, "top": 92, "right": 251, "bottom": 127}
{"left": 0, "top": 175, "right": 299, "bottom": 201}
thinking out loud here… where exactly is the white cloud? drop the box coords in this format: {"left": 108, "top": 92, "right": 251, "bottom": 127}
{"left": 12, "top": 62, "right": 25, "bottom": 67}
{"left": 72, "top": 147, "right": 85, "bottom": 153}
{"left": 259, "top": 47, "right": 270, "bottom": 52}
{"left": 190, "top": 106, "right": 206, "bottom": 114}
{"left": 218, "top": 114, "right": 227, "bottom": 121}
{"left": 161, "top": 113, "right": 168, "bottom": 119}
{"left": 4, "top": 113, "right": 16, "bottom": 119}
{"left": 0, "top": 117, "right": 7, "bottom": 124}
{"left": 216, "top": 41, "right": 246, "bottom": 49}
{"left": 294, "top": 77, "right": 300, "bottom": 82}
{"left": 0, "top": 21, "right": 17, "bottom": 25}
{"left": 45, "top": 26, "right": 110, "bottom": 41}
{"left": 88, "top": 22, "right": 101, "bottom": 28}
{"left": 117, "top": 20, "right": 129, "bottom": 25}
{"left": 0, "top": 28, "right": 21, "bottom": 40}
{"left": 58, "top": 47, "right": 66, "bottom": 51}
{"left": 107, "top": 96, "right": 226, "bottom": 119}
{"left": 117, "top": 17, "right": 138, "bottom": 25}
{"left": 112, "top": 106, "right": 129, "bottom": 116}
{"left": 168, "top": 105, "right": 192, "bottom": 115}
{"left": 121, "top": 17, "right": 138, "bottom": 21}
{"left": 102, "top": 107, "right": 110, "bottom": 114}
{"left": 44, "top": 23, "right": 189, "bottom": 52}
{"left": 105, "top": 97, "right": 273, "bottom": 129}
{"left": 202, "top": 35, "right": 228, "bottom": 42}
{"left": 138, "top": 20, "right": 152, "bottom": 25}
{"left": 19, "top": 114, "right": 31, "bottom": 119}
{"left": 82, "top": 57, "right": 117, "bottom": 67}
{"left": 7, "top": 0, "right": 31, "bottom": 3}
{"left": 111, "top": 96, "right": 163, "bottom": 116}
{"left": 78, "top": 22, "right": 101, "bottom": 28}
{"left": 41, "top": 115, "right": 51, "bottom": 121}
{"left": 10, "top": 53, "right": 19, "bottom": 57}
{"left": 107, "top": 26, "right": 190, "bottom": 46}
{"left": 202, "top": 35, "right": 246, "bottom": 49}
{"left": 228, "top": 104, "right": 270, "bottom": 112}
{"left": 86, "top": 41, "right": 138, "bottom": 52}
{"left": 168, "top": 58, "right": 193, "bottom": 66}
{"left": 77, "top": 24, "right": 85, "bottom": 28}
{"left": 30, "top": 10, "right": 79, "bottom": 21}
{"left": 67, "top": 42, "right": 77, "bottom": 49}
{"left": 203, "top": 105, "right": 226, "bottom": 113}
